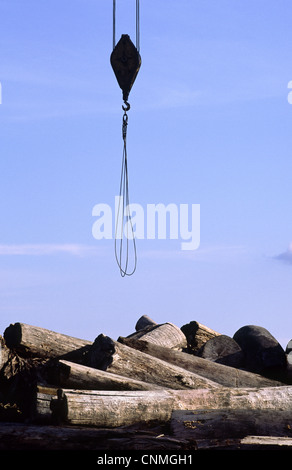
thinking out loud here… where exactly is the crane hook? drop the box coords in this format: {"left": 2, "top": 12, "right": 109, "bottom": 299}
{"left": 122, "top": 101, "right": 131, "bottom": 112}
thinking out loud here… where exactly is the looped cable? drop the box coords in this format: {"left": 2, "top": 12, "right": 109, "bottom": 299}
{"left": 114, "top": 104, "right": 137, "bottom": 277}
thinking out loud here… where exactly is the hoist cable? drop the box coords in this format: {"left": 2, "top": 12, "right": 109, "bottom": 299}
{"left": 136, "top": 0, "right": 140, "bottom": 52}
{"left": 113, "top": 0, "right": 116, "bottom": 49}
{"left": 112, "top": 0, "right": 140, "bottom": 51}
{"left": 112, "top": 0, "right": 140, "bottom": 277}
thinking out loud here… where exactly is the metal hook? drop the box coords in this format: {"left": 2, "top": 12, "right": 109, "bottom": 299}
{"left": 122, "top": 101, "right": 131, "bottom": 112}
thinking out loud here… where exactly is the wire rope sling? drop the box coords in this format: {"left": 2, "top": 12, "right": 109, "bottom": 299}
{"left": 110, "top": 0, "right": 141, "bottom": 277}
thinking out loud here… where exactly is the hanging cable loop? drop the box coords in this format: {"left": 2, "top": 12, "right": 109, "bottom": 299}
{"left": 114, "top": 105, "right": 137, "bottom": 277}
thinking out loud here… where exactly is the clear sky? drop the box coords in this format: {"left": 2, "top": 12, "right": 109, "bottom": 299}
{"left": 0, "top": 0, "right": 292, "bottom": 348}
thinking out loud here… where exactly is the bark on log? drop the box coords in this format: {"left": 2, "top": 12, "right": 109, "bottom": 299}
{"left": 3, "top": 322, "right": 91, "bottom": 360}
{"left": 48, "top": 386, "right": 292, "bottom": 428}
{"left": 118, "top": 336, "right": 283, "bottom": 388}
{"left": 46, "top": 359, "right": 163, "bottom": 391}
{"left": 180, "top": 321, "right": 221, "bottom": 354}
{"left": 87, "top": 334, "right": 220, "bottom": 390}
{"left": 135, "top": 315, "right": 157, "bottom": 331}
{"left": 126, "top": 322, "right": 187, "bottom": 350}
{"left": 0, "top": 356, "right": 49, "bottom": 418}
{"left": 170, "top": 409, "right": 292, "bottom": 440}
{"left": 0, "top": 336, "right": 10, "bottom": 372}
{"left": 200, "top": 334, "right": 245, "bottom": 368}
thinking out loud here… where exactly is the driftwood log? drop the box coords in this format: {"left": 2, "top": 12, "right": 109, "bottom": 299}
{"left": 87, "top": 334, "right": 220, "bottom": 390}
{"left": 233, "top": 324, "right": 287, "bottom": 377}
{"left": 118, "top": 337, "right": 283, "bottom": 388}
{"left": 135, "top": 315, "right": 157, "bottom": 331}
{"left": 170, "top": 409, "right": 292, "bottom": 440}
{"left": 46, "top": 359, "right": 163, "bottom": 391}
{"left": 0, "top": 421, "right": 192, "bottom": 451}
{"left": 46, "top": 386, "right": 292, "bottom": 428}
{"left": 126, "top": 322, "right": 187, "bottom": 350}
{"left": 0, "top": 336, "right": 10, "bottom": 372}
{"left": 3, "top": 323, "right": 91, "bottom": 360}
{"left": 180, "top": 321, "right": 221, "bottom": 354}
{"left": 200, "top": 334, "right": 245, "bottom": 368}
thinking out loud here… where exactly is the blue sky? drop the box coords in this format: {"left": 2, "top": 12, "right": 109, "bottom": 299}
{"left": 1, "top": 0, "right": 292, "bottom": 348}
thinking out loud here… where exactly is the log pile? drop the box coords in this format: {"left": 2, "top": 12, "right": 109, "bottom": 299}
{"left": 1, "top": 315, "right": 292, "bottom": 451}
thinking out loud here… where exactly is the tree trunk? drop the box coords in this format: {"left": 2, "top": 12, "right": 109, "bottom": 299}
{"left": 46, "top": 359, "right": 163, "bottom": 391}
{"left": 126, "top": 322, "right": 187, "bottom": 350}
{"left": 33, "top": 385, "right": 60, "bottom": 423}
{"left": 200, "top": 334, "right": 245, "bottom": 368}
{"left": 0, "top": 336, "right": 10, "bottom": 372}
{"left": 3, "top": 322, "right": 91, "bottom": 360}
{"left": 181, "top": 321, "right": 221, "bottom": 354}
{"left": 135, "top": 315, "right": 157, "bottom": 331}
{"left": 0, "top": 355, "right": 49, "bottom": 419}
{"left": 118, "top": 337, "right": 283, "bottom": 388}
{"left": 0, "top": 422, "right": 192, "bottom": 451}
{"left": 87, "top": 335, "right": 220, "bottom": 390}
{"left": 233, "top": 325, "right": 287, "bottom": 380}
{"left": 48, "top": 386, "right": 292, "bottom": 428}
{"left": 239, "top": 435, "right": 292, "bottom": 450}
{"left": 170, "top": 409, "right": 292, "bottom": 440}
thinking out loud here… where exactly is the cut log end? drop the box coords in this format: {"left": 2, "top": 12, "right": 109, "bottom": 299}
{"left": 3, "top": 323, "right": 22, "bottom": 349}
{"left": 87, "top": 334, "right": 115, "bottom": 370}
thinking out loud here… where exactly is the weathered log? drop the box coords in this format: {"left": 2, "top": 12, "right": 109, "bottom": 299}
{"left": 46, "top": 359, "right": 163, "bottom": 391}
{"left": 0, "top": 336, "right": 10, "bottom": 372}
{"left": 87, "top": 334, "right": 220, "bottom": 390}
{"left": 239, "top": 435, "right": 292, "bottom": 449}
{"left": 0, "top": 422, "right": 193, "bottom": 451}
{"left": 34, "top": 385, "right": 59, "bottom": 423}
{"left": 170, "top": 409, "right": 292, "bottom": 440}
{"left": 3, "top": 322, "right": 91, "bottom": 360}
{"left": 118, "top": 336, "right": 283, "bottom": 388}
{"left": 127, "top": 322, "right": 187, "bottom": 350}
{"left": 233, "top": 325, "right": 287, "bottom": 379}
{"left": 200, "top": 334, "right": 244, "bottom": 368}
{"left": 194, "top": 436, "right": 292, "bottom": 450}
{"left": 180, "top": 321, "right": 221, "bottom": 354}
{"left": 0, "top": 355, "right": 49, "bottom": 418}
{"left": 135, "top": 315, "right": 157, "bottom": 331}
{"left": 49, "top": 386, "right": 292, "bottom": 428}
{"left": 286, "top": 339, "right": 292, "bottom": 354}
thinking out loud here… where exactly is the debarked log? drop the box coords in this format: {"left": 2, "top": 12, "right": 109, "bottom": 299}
{"left": 46, "top": 359, "right": 163, "bottom": 391}
{"left": 170, "top": 409, "right": 292, "bottom": 440}
{"left": 181, "top": 321, "right": 221, "bottom": 354}
{"left": 118, "top": 337, "right": 283, "bottom": 388}
{"left": 48, "top": 386, "right": 292, "bottom": 428}
{"left": 126, "top": 322, "right": 187, "bottom": 350}
{"left": 3, "top": 322, "right": 91, "bottom": 360}
{"left": 87, "top": 335, "right": 221, "bottom": 390}
{"left": 135, "top": 315, "right": 157, "bottom": 331}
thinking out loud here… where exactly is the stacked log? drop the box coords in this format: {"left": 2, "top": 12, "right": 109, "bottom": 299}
{"left": 1, "top": 317, "right": 292, "bottom": 451}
